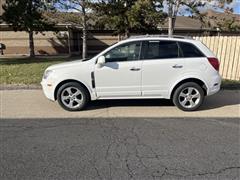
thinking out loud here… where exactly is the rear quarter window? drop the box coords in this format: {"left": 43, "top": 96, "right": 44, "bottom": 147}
{"left": 178, "top": 42, "right": 205, "bottom": 58}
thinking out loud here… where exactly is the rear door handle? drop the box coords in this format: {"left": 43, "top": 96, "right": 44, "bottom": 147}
{"left": 130, "top": 67, "right": 141, "bottom": 71}
{"left": 172, "top": 65, "right": 183, "bottom": 68}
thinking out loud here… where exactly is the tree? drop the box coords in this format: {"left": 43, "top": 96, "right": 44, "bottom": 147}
{"left": 128, "top": 0, "right": 167, "bottom": 33}
{"left": 91, "top": 0, "right": 166, "bottom": 38}
{"left": 2, "top": 0, "right": 55, "bottom": 57}
{"left": 165, "top": 0, "right": 205, "bottom": 36}
{"left": 204, "top": 4, "right": 240, "bottom": 32}
{"left": 216, "top": 10, "right": 240, "bottom": 31}
{"left": 57, "top": 0, "right": 91, "bottom": 59}
{"left": 165, "top": 0, "right": 239, "bottom": 36}
{"left": 91, "top": 0, "right": 136, "bottom": 37}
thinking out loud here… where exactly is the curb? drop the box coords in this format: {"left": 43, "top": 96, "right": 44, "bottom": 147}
{"left": 0, "top": 84, "right": 41, "bottom": 90}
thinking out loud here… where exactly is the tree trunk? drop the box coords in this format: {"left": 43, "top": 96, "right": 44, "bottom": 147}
{"left": 168, "top": 17, "right": 173, "bottom": 37}
{"left": 82, "top": 24, "right": 87, "bottom": 59}
{"left": 168, "top": 2, "right": 173, "bottom": 37}
{"left": 125, "top": 28, "right": 130, "bottom": 38}
{"left": 118, "top": 34, "right": 121, "bottom": 42}
{"left": 29, "top": 30, "right": 35, "bottom": 57}
{"left": 168, "top": 0, "right": 180, "bottom": 37}
{"left": 82, "top": 1, "right": 87, "bottom": 59}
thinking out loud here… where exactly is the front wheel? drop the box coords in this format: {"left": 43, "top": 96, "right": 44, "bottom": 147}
{"left": 172, "top": 82, "right": 204, "bottom": 111}
{"left": 57, "top": 82, "right": 89, "bottom": 111}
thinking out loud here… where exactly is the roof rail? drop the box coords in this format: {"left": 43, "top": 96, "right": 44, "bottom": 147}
{"left": 129, "top": 34, "right": 192, "bottom": 39}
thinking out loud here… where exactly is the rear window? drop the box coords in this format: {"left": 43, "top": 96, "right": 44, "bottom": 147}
{"left": 178, "top": 42, "right": 205, "bottom": 57}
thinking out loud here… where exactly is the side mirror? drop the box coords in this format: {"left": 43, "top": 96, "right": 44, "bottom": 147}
{"left": 97, "top": 56, "right": 105, "bottom": 68}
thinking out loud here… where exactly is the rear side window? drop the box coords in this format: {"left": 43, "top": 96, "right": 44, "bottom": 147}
{"left": 178, "top": 42, "right": 205, "bottom": 57}
{"left": 142, "top": 41, "right": 181, "bottom": 59}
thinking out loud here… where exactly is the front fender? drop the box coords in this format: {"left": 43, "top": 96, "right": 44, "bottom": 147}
{"left": 53, "top": 77, "right": 97, "bottom": 101}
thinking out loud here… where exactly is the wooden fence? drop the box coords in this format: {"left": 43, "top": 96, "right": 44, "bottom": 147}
{"left": 193, "top": 36, "right": 240, "bottom": 81}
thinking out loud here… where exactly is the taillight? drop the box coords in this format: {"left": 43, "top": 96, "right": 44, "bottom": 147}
{"left": 208, "top": 57, "right": 220, "bottom": 71}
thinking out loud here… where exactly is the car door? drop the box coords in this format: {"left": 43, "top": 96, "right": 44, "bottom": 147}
{"left": 94, "top": 41, "right": 142, "bottom": 97}
{"left": 141, "top": 40, "right": 186, "bottom": 97}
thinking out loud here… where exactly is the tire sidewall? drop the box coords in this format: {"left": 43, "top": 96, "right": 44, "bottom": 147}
{"left": 173, "top": 82, "right": 204, "bottom": 111}
{"left": 57, "top": 82, "right": 89, "bottom": 111}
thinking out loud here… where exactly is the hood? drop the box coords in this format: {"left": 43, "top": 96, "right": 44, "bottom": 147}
{"left": 47, "top": 59, "right": 90, "bottom": 70}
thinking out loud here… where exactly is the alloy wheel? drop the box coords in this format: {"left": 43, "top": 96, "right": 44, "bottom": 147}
{"left": 178, "top": 87, "right": 201, "bottom": 109}
{"left": 61, "top": 87, "right": 83, "bottom": 109}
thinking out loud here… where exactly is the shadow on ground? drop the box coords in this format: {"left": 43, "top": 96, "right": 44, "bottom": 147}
{"left": 85, "top": 94, "right": 240, "bottom": 111}
{"left": 86, "top": 99, "right": 174, "bottom": 110}
{"left": 199, "top": 95, "right": 240, "bottom": 111}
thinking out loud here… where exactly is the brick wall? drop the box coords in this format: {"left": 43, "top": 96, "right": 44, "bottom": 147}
{"left": 0, "top": 30, "right": 119, "bottom": 56}
{"left": 0, "top": 31, "right": 70, "bottom": 55}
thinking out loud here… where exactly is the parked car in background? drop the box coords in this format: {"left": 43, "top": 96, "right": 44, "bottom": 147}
{"left": 41, "top": 35, "right": 221, "bottom": 111}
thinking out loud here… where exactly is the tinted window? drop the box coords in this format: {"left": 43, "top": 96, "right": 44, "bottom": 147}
{"left": 179, "top": 42, "right": 204, "bottom": 57}
{"left": 143, "top": 41, "right": 181, "bottom": 59}
{"left": 104, "top": 42, "right": 141, "bottom": 62}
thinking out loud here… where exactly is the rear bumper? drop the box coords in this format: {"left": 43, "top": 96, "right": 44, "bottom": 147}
{"left": 207, "top": 75, "right": 222, "bottom": 96}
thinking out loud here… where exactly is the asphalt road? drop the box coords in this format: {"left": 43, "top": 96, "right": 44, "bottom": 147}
{"left": 0, "top": 118, "right": 239, "bottom": 180}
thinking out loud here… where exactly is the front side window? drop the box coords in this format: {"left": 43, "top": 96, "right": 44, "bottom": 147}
{"left": 143, "top": 41, "right": 181, "bottom": 60}
{"left": 104, "top": 42, "right": 141, "bottom": 62}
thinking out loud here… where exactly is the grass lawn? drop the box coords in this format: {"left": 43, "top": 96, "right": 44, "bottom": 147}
{"left": 0, "top": 57, "right": 239, "bottom": 89}
{"left": 0, "top": 57, "right": 76, "bottom": 85}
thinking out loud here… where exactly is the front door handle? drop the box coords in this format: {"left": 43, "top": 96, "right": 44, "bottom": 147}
{"left": 130, "top": 67, "right": 141, "bottom": 71}
{"left": 172, "top": 64, "right": 183, "bottom": 68}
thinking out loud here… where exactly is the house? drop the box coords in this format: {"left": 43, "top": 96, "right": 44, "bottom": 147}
{"left": 0, "top": 10, "right": 239, "bottom": 57}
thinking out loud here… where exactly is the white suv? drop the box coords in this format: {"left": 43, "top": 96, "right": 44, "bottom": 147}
{"left": 41, "top": 35, "right": 221, "bottom": 111}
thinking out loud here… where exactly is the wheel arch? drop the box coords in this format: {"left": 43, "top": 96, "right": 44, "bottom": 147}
{"left": 170, "top": 78, "right": 207, "bottom": 99}
{"left": 54, "top": 79, "right": 92, "bottom": 101}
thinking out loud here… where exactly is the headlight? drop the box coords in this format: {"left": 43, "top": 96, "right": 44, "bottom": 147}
{"left": 43, "top": 70, "right": 53, "bottom": 79}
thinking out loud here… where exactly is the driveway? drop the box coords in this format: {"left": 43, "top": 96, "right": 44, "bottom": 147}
{"left": 0, "top": 89, "right": 239, "bottom": 118}
{"left": 0, "top": 118, "right": 239, "bottom": 180}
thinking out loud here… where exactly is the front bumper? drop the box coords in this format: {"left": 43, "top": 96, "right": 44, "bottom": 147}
{"left": 41, "top": 79, "right": 56, "bottom": 101}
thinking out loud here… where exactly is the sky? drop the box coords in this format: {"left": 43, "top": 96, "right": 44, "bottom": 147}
{"left": 169, "top": 0, "right": 240, "bottom": 15}
{"left": 232, "top": 0, "right": 240, "bottom": 14}
{"left": 55, "top": 0, "right": 240, "bottom": 15}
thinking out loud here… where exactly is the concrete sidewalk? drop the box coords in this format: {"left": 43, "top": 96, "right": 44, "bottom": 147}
{"left": 0, "top": 89, "right": 239, "bottom": 119}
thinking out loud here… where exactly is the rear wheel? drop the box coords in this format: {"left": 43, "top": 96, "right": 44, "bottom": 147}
{"left": 57, "top": 82, "right": 89, "bottom": 111}
{"left": 173, "top": 82, "right": 204, "bottom": 111}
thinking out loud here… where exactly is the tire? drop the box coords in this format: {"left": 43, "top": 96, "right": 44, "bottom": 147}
{"left": 57, "top": 82, "right": 89, "bottom": 111}
{"left": 172, "top": 82, "right": 204, "bottom": 111}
